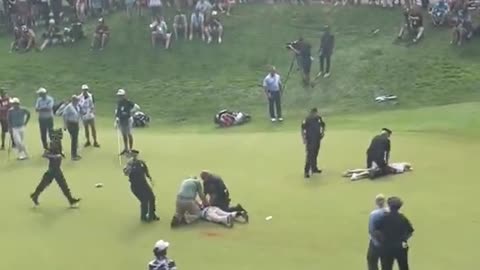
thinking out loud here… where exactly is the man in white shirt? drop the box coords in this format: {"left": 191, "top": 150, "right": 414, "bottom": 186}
{"left": 62, "top": 95, "right": 82, "bottom": 161}
{"left": 173, "top": 9, "right": 188, "bottom": 40}
{"left": 78, "top": 84, "right": 100, "bottom": 148}
{"left": 342, "top": 162, "right": 413, "bottom": 181}
{"left": 150, "top": 16, "right": 171, "bottom": 49}
{"left": 189, "top": 8, "right": 205, "bottom": 41}
{"left": 262, "top": 66, "right": 283, "bottom": 122}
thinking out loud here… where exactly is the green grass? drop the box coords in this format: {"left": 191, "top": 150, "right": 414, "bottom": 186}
{"left": 1, "top": 106, "right": 479, "bottom": 270}
{"left": 1, "top": 4, "right": 480, "bottom": 270}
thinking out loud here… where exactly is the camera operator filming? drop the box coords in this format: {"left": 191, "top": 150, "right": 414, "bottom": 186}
{"left": 286, "top": 37, "right": 312, "bottom": 87}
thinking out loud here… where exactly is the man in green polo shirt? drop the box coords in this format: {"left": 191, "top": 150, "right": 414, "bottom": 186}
{"left": 171, "top": 177, "right": 209, "bottom": 228}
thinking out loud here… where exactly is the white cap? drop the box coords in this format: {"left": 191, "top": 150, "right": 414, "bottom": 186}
{"left": 49, "top": 18, "right": 55, "bottom": 25}
{"left": 10, "top": 97, "right": 20, "bottom": 104}
{"left": 37, "top": 87, "right": 47, "bottom": 94}
{"left": 116, "top": 89, "right": 126, "bottom": 96}
{"left": 212, "top": 10, "right": 218, "bottom": 16}
{"left": 375, "top": 194, "right": 385, "bottom": 200}
{"left": 154, "top": 240, "right": 170, "bottom": 251}
{"left": 99, "top": 18, "right": 104, "bottom": 23}
{"left": 81, "top": 84, "right": 89, "bottom": 90}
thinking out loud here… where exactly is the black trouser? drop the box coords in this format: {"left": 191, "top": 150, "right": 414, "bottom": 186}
{"left": 380, "top": 247, "right": 409, "bottom": 270}
{"left": 32, "top": 168, "right": 75, "bottom": 202}
{"left": 211, "top": 196, "right": 245, "bottom": 212}
{"left": 304, "top": 139, "right": 321, "bottom": 173}
{"left": 39, "top": 117, "right": 54, "bottom": 150}
{"left": 320, "top": 53, "right": 331, "bottom": 74}
{"left": 130, "top": 183, "right": 156, "bottom": 220}
{"left": 66, "top": 121, "right": 79, "bottom": 157}
{"left": 0, "top": 119, "right": 15, "bottom": 147}
{"left": 268, "top": 91, "right": 282, "bottom": 119}
{"left": 367, "top": 241, "right": 382, "bottom": 270}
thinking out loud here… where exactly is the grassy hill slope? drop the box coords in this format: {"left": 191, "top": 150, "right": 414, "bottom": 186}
{"left": 1, "top": 5, "right": 480, "bottom": 123}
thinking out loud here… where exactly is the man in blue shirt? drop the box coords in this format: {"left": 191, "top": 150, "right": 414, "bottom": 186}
{"left": 262, "top": 66, "right": 283, "bottom": 122}
{"left": 367, "top": 194, "right": 388, "bottom": 270}
{"left": 62, "top": 95, "right": 82, "bottom": 161}
{"left": 35, "top": 87, "right": 54, "bottom": 152}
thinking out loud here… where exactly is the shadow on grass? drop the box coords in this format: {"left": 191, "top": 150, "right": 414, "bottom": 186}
{"left": 29, "top": 206, "right": 79, "bottom": 227}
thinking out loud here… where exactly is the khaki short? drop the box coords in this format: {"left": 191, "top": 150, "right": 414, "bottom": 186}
{"left": 175, "top": 198, "right": 201, "bottom": 222}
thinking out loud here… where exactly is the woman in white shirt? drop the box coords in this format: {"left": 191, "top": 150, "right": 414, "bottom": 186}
{"left": 78, "top": 84, "right": 100, "bottom": 148}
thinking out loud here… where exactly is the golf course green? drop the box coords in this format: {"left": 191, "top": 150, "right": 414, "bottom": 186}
{"left": 1, "top": 4, "right": 479, "bottom": 270}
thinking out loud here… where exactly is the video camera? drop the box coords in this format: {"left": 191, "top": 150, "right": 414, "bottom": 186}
{"left": 285, "top": 40, "right": 299, "bottom": 50}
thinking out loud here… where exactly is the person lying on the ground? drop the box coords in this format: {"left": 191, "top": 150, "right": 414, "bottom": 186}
{"left": 213, "top": 109, "right": 251, "bottom": 127}
{"left": 189, "top": 8, "right": 205, "bottom": 41}
{"left": 40, "top": 19, "right": 63, "bottom": 51}
{"left": 342, "top": 162, "right": 413, "bottom": 181}
{"left": 200, "top": 170, "right": 247, "bottom": 213}
{"left": 150, "top": 16, "right": 172, "bottom": 49}
{"left": 397, "top": 8, "right": 424, "bottom": 43}
{"left": 205, "top": 10, "right": 223, "bottom": 44}
{"left": 431, "top": 0, "right": 449, "bottom": 26}
{"left": 91, "top": 18, "right": 110, "bottom": 51}
{"left": 201, "top": 205, "right": 248, "bottom": 228}
{"left": 173, "top": 9, "right": 188, "bottom": 40}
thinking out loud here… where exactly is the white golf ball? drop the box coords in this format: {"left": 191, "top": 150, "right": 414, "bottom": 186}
{"left": 265, "top": 216, "right": 273, "bottom": 221}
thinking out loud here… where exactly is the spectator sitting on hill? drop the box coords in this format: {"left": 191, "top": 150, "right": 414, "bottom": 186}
{"left": 451, "top": 7, "right": 474, "bottom": 45}
{"left": 205, "top": 10, "right": 223, "bottom": 44}
{"left": 150, "top": 16, "right": 171, "bottom": 49}
{"left": 173, "top": 9, "right": 188, "bottom": 40}
{"left": 40, "top": 19, "right": 63, "bottom": 51}
{"left": 217, "top": 0, "right": 231, "bottom": 16}
{"left": 91, "top": 18, "right": 110, "bottom": 51}
{"left": 397, "top": 8, "right": 424, "bottom": 44}
{"left": 17, "top": 25, "right": 38, "bottom": 53}
{"left": 430, "top": 0, "right": 449, "bottom": 26}
{"left": 189, "top": 8, "right": 205, "bottom": 41}
{"left": 9, "top": 26, "right": 22, "bottom": 53}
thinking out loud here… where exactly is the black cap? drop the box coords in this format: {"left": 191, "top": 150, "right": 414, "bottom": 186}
{"left": 131, "top": 149, "right": 140, "bottom": 154}
{"left": 382, "top": 128, "right": 392, "bottom": 135}
{"left": 387, "top": 196, "right": 403, "bottom": 211}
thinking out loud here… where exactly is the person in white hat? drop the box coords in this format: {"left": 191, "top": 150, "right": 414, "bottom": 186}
{"left": 115, "top": 89, "right": 138, "bottom": 155}
{"left": 205, "top": 10, "right": 223, "bottom": 44}
{"left": 35, "top": 87, "right": 55, "bottom": 152}
{"left": 62, "top": 95, "right": 82, "bottom": 161}
{"left": 7, "top": 98, "right": 31, "bottom": 160}
{"left": 148, "top": 240, "right": 177, "bottom": 270}
{"left": 78, "top": 84, "right": 100, "bottom": 148}
{"left": 91, "top": 17, "right": 110, "bottom": 50}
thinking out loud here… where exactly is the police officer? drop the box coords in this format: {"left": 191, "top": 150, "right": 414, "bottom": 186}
{"left": 301, "top": 108, "right": 326, "bottom": 178}
{"left": 200, "top": 170, "right": 247, "bottom": 213}
{"left": 366, "top": 128, "right": 392, "bottom": 178}
{"left": 123, "top": 149, "right": 159, "bottom": 222}
{"left": 374, "top": 196, "right": 414, "bottom": 270}
{"left": 30, "top": 128, "right": 81, "bottom": 207}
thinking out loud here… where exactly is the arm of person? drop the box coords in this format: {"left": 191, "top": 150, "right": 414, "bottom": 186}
{"left": 320, "top": 117, "right": 326, "bottom": 138}
{"left": 402, "top": 215, "right": 414, "bottom": 241}
{"left": 385, "top": 139, "right": 391, "bottom": 163}
{"left": 7, "top": 109, "right": 13, "bottom": 133}
{"left": 23, "top": 109, "right": 31, "bottom": 125}
{"left": 142, "top": 161, "right": 152, "bottom": 180}
{"left": 301, "top": 120, "right": 307, "bottom": 144}
{"left": 197, "top": 181, "right": 209, "bottom": 206}
{"left": 262, "top": 77, "right": 270, "bottom": 98}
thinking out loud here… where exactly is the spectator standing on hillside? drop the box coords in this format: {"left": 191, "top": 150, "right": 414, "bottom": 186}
{"left": 35, "top": 87, "right": 54, "bottom": 153}
{"left": 367, "top": 194, "right": 388, "bottom": 270}
{"left": 289, "top": 37, "right": 312, "bottom": 86}
{"left": 0, "top": 88, "right": 14, "bottom": 150}
{"left": 78, "top": 84, "right": 100, "bottom": 148}
{"left": 318, "top": 25, "right": 334, "bottom": 78}
{"left": 375, "top": 196, "right": 414, "bottom": 270}
{"left": 262, "top": 66, "right": 283, "bottom": 123}
{"left": 62, "top": 95, "right": 82, "bottom": 161}
{"left": 7, "top": 98, "right": 30, "bottom": 160}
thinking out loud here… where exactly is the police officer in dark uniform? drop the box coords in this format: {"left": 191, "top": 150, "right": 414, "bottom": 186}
{"left": 30, "top": 128, "right": 81, "bottom": 207}
{"left": 123, "top": 149, "right": 159, "bottom": 222}
{"left": 366, "top": 128, "right": 392, "bottom": 178}
{"left": 200, "top": 170, "right": 247, "bottom": 215}
{"left": 374, "top": 196, "right": 414, "bottom": 270}
{"left": 301, "top": 108, "right": 326, "bottom": 178}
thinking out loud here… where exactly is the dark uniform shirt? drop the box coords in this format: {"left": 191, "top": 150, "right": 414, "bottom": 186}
{"left": 301, "top": 115, "right": 325, "bottom": 143}
{"left": 367, "top": 134, "right": 391, "bottom": 159}
{"left": 320, "top": 32, "right": 335, "bottom": 56}
{"left": 374, "top": 212, "right": 414, "bottom": 249}
{"left": 46, "top": 143, "right": 63, "bottom": 170}
{"left": 125, "top": 159, "right": 151, "bottom": 186}
{"left": 203, "top": 175, "right": 229, "bottom": 201}
{"left": 116, "top": 99, "right": 135, "bottom": 124}
{"left": 410, "top": 13, "right": 423, "bottom": 28}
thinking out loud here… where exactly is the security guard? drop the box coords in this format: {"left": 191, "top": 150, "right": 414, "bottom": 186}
{"left": 366, "top": 128, "right": 392, "bottom": 175}
{"left": 301, "top": 108, "right": 326, "bottom": 178}
{"left": 123, "top": 149, "right": 159, "bottom": 222}
{"left": 30, "top": 128, "right": 81, "bottom": 207}
{"left": 200, "top": 170, "right": 247, "bottom": 213}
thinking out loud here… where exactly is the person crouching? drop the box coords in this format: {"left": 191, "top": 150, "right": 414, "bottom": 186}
{"left": 150, "top": 16, "right": 172, "bottom": 49}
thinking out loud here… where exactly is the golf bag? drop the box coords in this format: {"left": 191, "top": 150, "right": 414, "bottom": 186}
{"left": 214, "top": 110, "right": 251, "bottom": 128}
{"left": 132, "top": 111, "right": 150, "bottom": 128}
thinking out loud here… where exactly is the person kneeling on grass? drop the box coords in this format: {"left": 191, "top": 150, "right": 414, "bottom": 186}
{"left": 201, "top": 205, "right": 248, "bottom": 228}
{"left": 342, "top": 162, "right": 413, "bottom": 181}
{"left": 173, "top": 9, "right": 188, "bottom": 40}
{"left": 171, "top": 176, "right": 209, "bottom": 228}
{"left": 205, "top": 10, "right": 223, "bottom": 44}
{"left": 150, "top": 16, "right": 172, "bottom": 49}
{"left": 91, "top": 18, "right": 110, "bottom": 51}
{"left": 40, "top": 19, "right": 63, "bottom": 51}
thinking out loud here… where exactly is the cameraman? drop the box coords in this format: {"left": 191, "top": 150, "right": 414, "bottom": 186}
{"left": 288, "top": 37, "right": 312, "bottom": 86}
